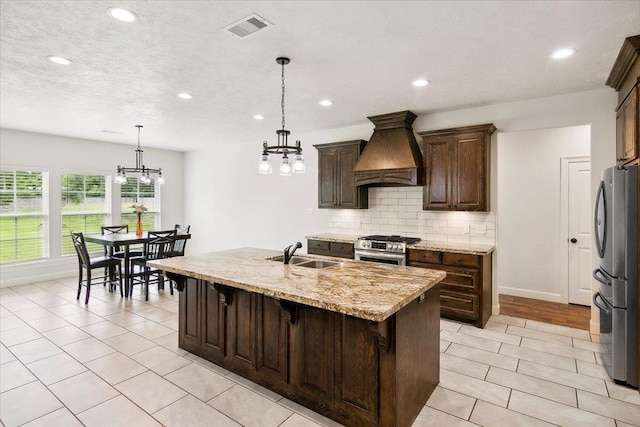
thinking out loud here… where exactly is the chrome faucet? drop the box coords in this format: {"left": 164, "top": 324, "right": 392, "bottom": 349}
{"left": 283, "top": 242, "right": 302, "bottom": 264}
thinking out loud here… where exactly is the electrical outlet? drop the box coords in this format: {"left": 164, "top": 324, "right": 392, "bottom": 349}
{"left": 356, "top": 220, "right": 362, "bottom": 229}
{"left": 476, "top": 225, "right": 487, "bottom": 235}
{"left": 463, "top": 224, "right": 470, "bottom": 234}
{"left": 433, "top": 224, "right": 439, "bottom": 233}
{"left": 306, "top": 207, "right": 314, "bottom": 214}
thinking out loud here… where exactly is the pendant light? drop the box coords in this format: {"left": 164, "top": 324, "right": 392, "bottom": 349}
{"left": 258, "top": 57, "right": 305, "bottom": 175}
{"left": 114, "top": 125, "right": 164, "bottom": 185}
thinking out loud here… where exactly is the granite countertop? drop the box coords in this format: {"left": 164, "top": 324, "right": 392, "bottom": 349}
{"left": 306, "top": 233, "right": 494, "bottom": 255}
{"left": 149, "top": 247, "right": 445, "bottom": 322}
{"left": 305, "top": 233, "right": 363, "bottom": 243}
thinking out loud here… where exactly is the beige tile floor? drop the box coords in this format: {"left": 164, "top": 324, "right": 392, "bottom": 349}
{"left": 1, "top": 277, "right": 639, "bottom": 427}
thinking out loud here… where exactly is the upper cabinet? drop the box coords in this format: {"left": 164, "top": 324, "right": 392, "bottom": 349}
{"left": 419, "top": 124, "right": 496, "bottom": 212}
{"left": 314, "top": 140, "right": 368, "bottom": 209}
{"left": 606, "top": 35, "right": 640, "bottom": 166}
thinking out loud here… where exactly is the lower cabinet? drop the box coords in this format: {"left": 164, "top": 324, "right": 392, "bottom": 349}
{"left": 307, "top": 239, "right": 354, "bottom": 258}
{"left": 408, "top": 250, "right": 492, "bottom": 328}
{"left": 178, "top": 278, "right": 439, "bottom": 427}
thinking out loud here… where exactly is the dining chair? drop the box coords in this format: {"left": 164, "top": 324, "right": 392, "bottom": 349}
{"left": 130, "top": 230, "right": 177, "bottom": 300}
{"left": 71, "top": 232, "right": 123, "bottom": 304}
{"left": 167, "top": 224, "right": 190, "bottom": 257}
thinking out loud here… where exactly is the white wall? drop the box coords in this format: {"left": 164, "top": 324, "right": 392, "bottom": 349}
{"left": 184, "top": 124, "right": 371, "bottom": 256}
{"left": 0, "top": 128, "right": 185, "bottom": 286}
{"left": 496, "top": 125, "right": 590, "bottom": 301}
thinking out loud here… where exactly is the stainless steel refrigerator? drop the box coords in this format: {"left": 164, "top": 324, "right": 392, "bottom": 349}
{"left": 593, "top": 164, "right": 638, "bottom": 388}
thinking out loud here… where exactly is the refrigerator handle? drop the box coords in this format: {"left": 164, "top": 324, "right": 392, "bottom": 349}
{"left": 593, "top": 267, "right": 611, "bottom": 286}
{"left": 593, "top": 292, "right": 612, "bottom": 315}
{"left": 594, "top": 180, "right": 606, "bottom": 258}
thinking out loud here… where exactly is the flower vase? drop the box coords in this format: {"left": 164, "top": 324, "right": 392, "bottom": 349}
{"left": 136, "top": 213, "right": 143, "bottom": 236}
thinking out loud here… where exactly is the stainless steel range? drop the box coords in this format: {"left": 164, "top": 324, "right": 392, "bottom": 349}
{"left": 354, "top": 235, "right": 421, "bottom": 266}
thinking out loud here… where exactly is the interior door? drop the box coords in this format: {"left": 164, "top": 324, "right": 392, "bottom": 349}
{"left": 568, "top": 160, "right": 592, "bottom": 306}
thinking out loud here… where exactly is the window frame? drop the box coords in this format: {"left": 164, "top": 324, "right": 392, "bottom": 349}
{"left": 120, "top": 177, "right": 161, "bottom": 231}
{"left": 60, "top": 169, "right": 112, "bottom": 257}
{"left": 0, "top": 165, "right": 50, "bottom": 265}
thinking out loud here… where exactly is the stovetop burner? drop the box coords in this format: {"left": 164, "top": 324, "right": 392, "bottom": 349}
{"left": 361, "top": 235, "right": 421, "bottom": 244}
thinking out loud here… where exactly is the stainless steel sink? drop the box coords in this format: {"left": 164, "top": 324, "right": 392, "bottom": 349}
{"left": 296, "top": 260, "right": 340, "bottom": 269}
{"left": 267, "top": 255, "right": 340, "bottom": 269}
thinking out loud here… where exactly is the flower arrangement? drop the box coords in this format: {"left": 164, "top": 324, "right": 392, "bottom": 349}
{"left": 131, "top": 203, "right": 148, "bottom": 215}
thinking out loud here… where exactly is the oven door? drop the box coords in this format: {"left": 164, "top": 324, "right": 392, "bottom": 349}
{"left": 354, "top": 249, "right": 406, "bottom": 266}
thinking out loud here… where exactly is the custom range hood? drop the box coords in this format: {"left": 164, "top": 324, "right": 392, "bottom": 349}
{"left": 352, "top": 110, "right": 423, "bottom": 187}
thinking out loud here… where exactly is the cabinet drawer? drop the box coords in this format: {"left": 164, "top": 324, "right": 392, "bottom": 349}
{"left": 440, "top": 291, "right": 479, "bottom": 319}
{"left": 408, "top": 250, "right": 441, "bottom": 264}
{"left": 330, "top": 242, "right": 354, "bottom": 258}
{"left": 442, "top": 253, "right": 480, "bottom": 268}
{"left": 440, "top": 267, "right": 480, "bottom": 294}
{"left": 308, "top": 240, "right": 330, "bottom": 251}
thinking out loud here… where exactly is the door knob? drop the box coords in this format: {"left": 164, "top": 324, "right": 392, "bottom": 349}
{"left": 570, "top": 238, "right": 577, "bottom": 243}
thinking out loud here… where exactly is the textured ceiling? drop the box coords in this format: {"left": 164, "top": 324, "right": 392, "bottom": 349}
{"left": 1, "top": 1, "right": 639, "bottom": 151}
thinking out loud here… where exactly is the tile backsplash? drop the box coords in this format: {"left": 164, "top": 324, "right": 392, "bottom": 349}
{"left": 324, "top": 187, "right": 495, "bottom": 245}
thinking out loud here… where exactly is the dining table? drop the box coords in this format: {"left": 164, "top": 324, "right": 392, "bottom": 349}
{"left": 84, "top": 231, "right": 191, "bottom": 296}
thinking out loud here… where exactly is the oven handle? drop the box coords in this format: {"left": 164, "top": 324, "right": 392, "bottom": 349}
{"left": 354, "top": 249, "right": 406, "bottom": 261}
{"left": 593, "top": 291, "right": 612, "bottom": 315}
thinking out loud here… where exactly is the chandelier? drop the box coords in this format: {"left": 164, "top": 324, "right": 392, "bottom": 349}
{"left": 114, "top": 125, "right": 164, "bottom": 185}
{"left": 258, "top": 57, "right": 305, "bottom": 176}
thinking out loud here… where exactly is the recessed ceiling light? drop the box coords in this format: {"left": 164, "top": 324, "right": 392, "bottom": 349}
{"left": 551, "top": 48, "right": 575, "bottom": 59}
{"left": 47, "top": 55, "right": 72, "bottom": 65}
{"left": 107, "top": 7, "right": 137, "bottom": 22}
{"left": 412, "top": 79, "right": 430, "bottom": 87}
{"left": 253, "top": 114, "right": 265, "bottom": 120}
{"left": 319, "top": 99, "right": 333, "bottom": 107}
{"left": 177, "top": 92, "right": 193, "bottom": 100}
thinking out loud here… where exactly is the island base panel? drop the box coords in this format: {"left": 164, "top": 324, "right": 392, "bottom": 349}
{"left": 178, "top": 277, "right": 440, "bottom": 427}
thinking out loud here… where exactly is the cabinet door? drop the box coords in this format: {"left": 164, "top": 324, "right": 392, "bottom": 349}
{"left": 617, "top": 107, "right": 627, "bottom": 164}
{"left": 337, "top": 146, "right": 360, "bottom": 208}
{"left": 622, "top": 89, "right": 638, "bottom": 163}
{"left": 256, "top": 296, "right": 289, "bottom": 383}
{"left": 201, "top": 282, "right": 225, "bottom": 362}
{"left": 318, "top": 149, "right": 337, "bottom": 208}
{"left": 290, "top": 306, "right": 335, "bottom": 401}
{"left": 334, "top": 314, "right": 379, "bottom": 425}
{"left": 424, "top": 137, "right": 452, "bottom": 210}
{"left": 179, "top": 278, "right": 201, "bottom": 354}
{"left": 452, "top": 133, "right": 487, "bottom": 211}
{"left": 226, "top": 289, "right": 256, "bottom": 370}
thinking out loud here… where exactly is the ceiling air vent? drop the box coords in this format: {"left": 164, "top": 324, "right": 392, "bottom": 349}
{"left": 224, "top": 14, "right": 272, "bottom": 38}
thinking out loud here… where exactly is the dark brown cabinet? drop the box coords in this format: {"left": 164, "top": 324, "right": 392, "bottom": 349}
{"left": 419, "top": 124, "right": 495, "bottom": 211}
{"left": 607, "top": 35, "right": 639, "bottom": 167}
{"left": 315, "top": 140, "right": 368, "bottom": 209}
{"left": 307, "top": 239, "right": 354, "bottom": 259}
{"left": 178, "top": 278, "right": 440, "bottom": 427}
{"left": 616, "top": 87, "right": 638, "bottom": 165}
{"left": 408, "top": 249, "right": 492, "bottom": 328}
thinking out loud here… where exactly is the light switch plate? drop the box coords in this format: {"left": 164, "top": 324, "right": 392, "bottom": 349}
{"left": 463, "top": 224, "right": 470, "bottom": 234}
{"left": 306, "top": 207, "right": 314, "bottom": 214}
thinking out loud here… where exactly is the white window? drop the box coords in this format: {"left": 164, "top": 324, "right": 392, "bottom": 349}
{"left": 120, "top": 178, "right": 160, "bottom": 231}
{"left": 61, "top": 172, "right": 111, "bottom": 255}
{"left": 0, "top": 168, "right": 49, "bottom": 264}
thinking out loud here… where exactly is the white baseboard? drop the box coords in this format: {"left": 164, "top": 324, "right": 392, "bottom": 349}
{"left": 492, "top": 304, "right": 500, "bottom": 315}
{"left": 498, "top": 286, "right": 563, "bottom": 303}
{"left": 1, "top": 258, "right": 76, "bottom": 287}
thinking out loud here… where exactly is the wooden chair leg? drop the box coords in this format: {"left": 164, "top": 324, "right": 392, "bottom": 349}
{"left": 117, "top": 263, "right": 123, "bottom": 297}
{"left": 85, "top": 269, "right": 92, "bottom": 304}
{"left": 144, "top": 266, "right": 150, "bottom": 301}
{"left": 76, "top": 264, "right": 83, "bottom": 300}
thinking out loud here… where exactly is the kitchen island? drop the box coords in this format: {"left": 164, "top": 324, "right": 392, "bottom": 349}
{"left": 149, "top": 248, "right": 445, "bottom": 427}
